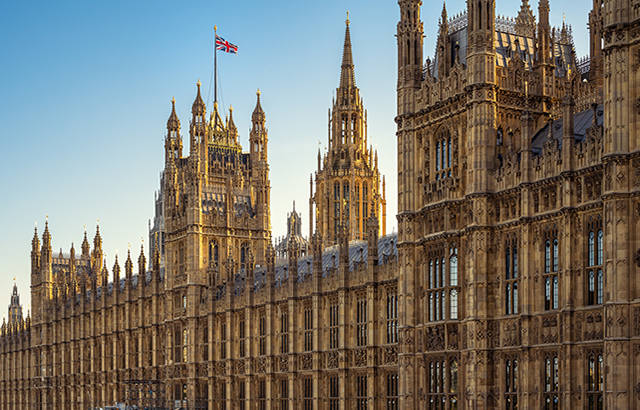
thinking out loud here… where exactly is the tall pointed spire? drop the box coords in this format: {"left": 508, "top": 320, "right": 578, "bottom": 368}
{"left": 81, "top": 227, "right": 90, "bottom": 258}
{"left": 191, "top": 79, "right": 206, "bottom": 116}
{"left": 339, "top": 13, "right": 356, "bottom": 88}
{"left": 252, "top": 89, "right": 265, "bottom": 122}
{"left": 42, "top": 218, "right": 51, "bottom": 248}
{"left": 32, "top": 225, "right": 40, "bottom": 252}
{"left": 440, "top": 1, "right": 448, "bottom": 25}
{"left": 167, "top": 96, "right": 180, "bottom": 131}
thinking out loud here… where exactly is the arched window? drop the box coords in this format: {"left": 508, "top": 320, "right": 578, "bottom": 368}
{"left": 506, "top": 238, "right": 518, "bottom": 315}
{"left": 587, "top": 351, "right": 604, "bottom": 408}
{"left": 545, "top": 277, "right": 551, "bottom": 310}
{"left": 586, "top": 218, "right": 603, "bottom": 306}
{"left": 450, "top": 358, "right": 458, "bottom": 394}
{"left": 209, "top": 240, "right": 219, "bottom": 268}
{"left": 588, "top": 231, "right": 595, "bottom": 266}
{"left": 544, "top": 227, "right": 559, "bottom": 310}
{"left": 506, "top": 247, "right": 511, "bottom": 280}
{"left": 588, "top": 271, "right": 595, "bottom": 305}
{"left": 450, "top": 289, "right": 458, "bottom": 320}
{"left": 429, "top": 260, "right": 434, "bottom": 289}
{"left": 505, "top": 357, "right": 518, "bottom": 409}
{"left": 433, "top": 128, "right": 453, "bottom": 180}
{"left": 427, "top": 357, "right": 458, "bottom": 407}
{"left": 426, "top": 246, "right": 458, "bottom": 323}
{"left": 545, "top": 240, "right": 551, "bottom": 273}
{"left": 553, "top": 239, "right": 559, "bottom": 272}
{"left": 240, "top": 243, "right": 250, "bottom": 272}
{"left": 449, "top": 247, "right": 458, "bottom": 286}
{"left": 596, "top": 230, "right": 603, "bottom": 265}
{"left": 597, "top": 270, "right": 603, "bottom": 304}
{"left": 544, "top": 353, "right": 559, "bottom": 410}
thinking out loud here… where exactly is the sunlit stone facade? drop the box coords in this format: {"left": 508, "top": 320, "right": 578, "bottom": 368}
{"left": 396, "top": 0, "right": 640, "bottom": 408}
{"left": 2, "top": 1, "right": 640, "bottom": 409}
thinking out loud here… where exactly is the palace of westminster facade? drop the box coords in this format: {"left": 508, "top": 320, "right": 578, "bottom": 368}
{"left": 2, "top": 0, "right": 640, "bottom": 409}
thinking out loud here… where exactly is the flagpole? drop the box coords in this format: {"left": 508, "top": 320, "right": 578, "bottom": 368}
{"left": 214, "top": 25, "right": 218, "bottom": 104}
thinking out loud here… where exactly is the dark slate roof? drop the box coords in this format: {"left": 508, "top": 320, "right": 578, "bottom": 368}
{"left": 432, "top": 24, "right": 575, "bottom": 79}
{"left": 253, "top": 234, "right": 398, "bottom": 290}
{"left": 532, "top": 104, "right": 603, "bottom": 154}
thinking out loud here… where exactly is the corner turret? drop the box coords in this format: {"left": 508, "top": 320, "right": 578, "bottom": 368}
{"left": 166, "top": 97, "right": 183, "bottom": 164}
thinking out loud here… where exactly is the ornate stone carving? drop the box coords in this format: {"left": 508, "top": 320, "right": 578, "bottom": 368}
{"left": 634, "top": 308, "right": 640, "bottom": 336}
{"left": 300, "top": 353, "right": 312, "bottom": 370}
{"left": 385, "top": 346, "right": 398, "bottom": 365}
{"left": 353, "top": 349, "right": 367, "bottom": 367}
{"left": 425, "top": 325, "right": 445, "bottom": 351}
{"left": 327, "top": 352, "right": 338, "bottom": 369}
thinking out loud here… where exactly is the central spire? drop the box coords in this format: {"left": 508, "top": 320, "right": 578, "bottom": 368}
{"left": 339, "top": 13, "right": 356, "bottom": 88}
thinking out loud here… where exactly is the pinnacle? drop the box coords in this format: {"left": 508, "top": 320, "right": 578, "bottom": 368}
{"left": 191, "top": 79, "right": 206, "bottom": 115}
{"left": 167, "top": 96, "right": 180, "bottom": 130}
{"left": 252, "top": 89, "right": 265, "bottom": 122}
{"left": 339, "top": 17, "right": 356, "bottom": 89}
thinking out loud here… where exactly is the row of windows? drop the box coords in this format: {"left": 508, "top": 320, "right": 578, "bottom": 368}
{"left": 425, "top": 246, "right": 459, "bottom": 322}
{"left": 426, "top": 357, "right": 458, "bottom": 410}
{"left": 501, "top": 225, "right": 605, "bottom": 315}
{"left": 208, "top": 240, "right": 250, "bottom": 269}
{"left": 203, "top": 294, "right": 398, "bottom": 360}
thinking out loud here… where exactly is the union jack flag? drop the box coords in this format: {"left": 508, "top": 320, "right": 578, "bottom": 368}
{"left": 216, "top": 34, "right": 238, "bottom": 54}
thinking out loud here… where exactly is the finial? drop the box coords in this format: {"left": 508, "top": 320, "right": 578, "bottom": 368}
{"left": 128, "top": 242, "right": 131, "bottom": 249}
{"left": 257, "top": 88, "right": 261, "bottom": 97}
{"left": 229, "top": 104, "right": 233, "bottom": 112}
{"left": 171, "top": 96, "right": 176, "bottom": 105}
{"left": 197, "top": 79, "right": 201, "bottom": 88}
{"left": 214, "top": 25, "right": 217, "bottom": 32}
{"left": 346, "top": 11, "right": 350, "bottom": 25}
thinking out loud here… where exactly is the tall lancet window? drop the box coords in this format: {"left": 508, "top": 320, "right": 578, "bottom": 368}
{"left": 505, "top": 235, "right": 518, "bottom": 315}
{"left": 544, "top": 226, "right": 559, "bottom": 311}
{"left": 586, "top": 216, "right": 604, "bottom": 306}
{"left": 434, "top": 127, "right": 452, "bottom": 180}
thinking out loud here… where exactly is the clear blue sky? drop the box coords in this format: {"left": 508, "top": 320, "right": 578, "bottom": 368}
{"left": 0, "top": 0, "right": 590, "bottom": 312}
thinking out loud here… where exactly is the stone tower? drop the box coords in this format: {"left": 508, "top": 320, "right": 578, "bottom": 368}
{"left": 7, "top": 282, "right": 23, "bottom": 325}
{"left": 162, "top": 84, "right": 271, "bottom": 402}
{"left": 163, "top": 83, "right": 271, "bottom": 284}
{"left": 310, "top": 16, "right": 386, "bottom": 247}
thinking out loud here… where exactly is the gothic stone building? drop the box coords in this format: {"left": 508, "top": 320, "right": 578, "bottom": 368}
{"left": 0, "top": 20, "right": 399, "bottom": 410}
{"left": 2, "top": 0, "right": 640, "bottom": 409}
{"left": 395, "top": 0, "right": 640, "bottom": 408}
